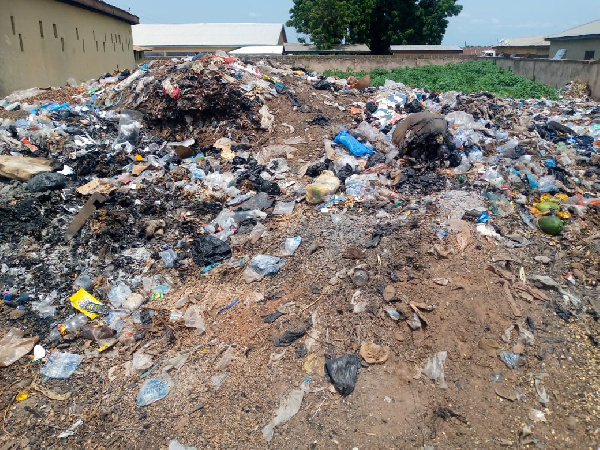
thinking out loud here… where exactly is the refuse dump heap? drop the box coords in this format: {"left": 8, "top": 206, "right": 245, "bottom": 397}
{"left": 0, "top": 55, "right": 599, "bottom": 449}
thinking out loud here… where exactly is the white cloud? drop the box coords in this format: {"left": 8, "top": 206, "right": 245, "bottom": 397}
{"left": 249, "top": 12, "right": 263, "bottom": 18}
{"left": 470, "top": 18, "right": 486, "bottom": 25}
{"left": 492, "top": 18, "right": 500, "bottom": 24}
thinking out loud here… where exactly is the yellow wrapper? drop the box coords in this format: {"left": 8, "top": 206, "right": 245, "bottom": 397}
{"left": 69, "top": 288, "right": 106, "bottom": 319}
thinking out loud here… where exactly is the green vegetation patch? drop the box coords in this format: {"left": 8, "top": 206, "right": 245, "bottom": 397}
{"left": 324, "top": 61, "right": 558, "bottom": 99}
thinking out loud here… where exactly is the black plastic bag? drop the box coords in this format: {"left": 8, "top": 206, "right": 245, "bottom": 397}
{"left": 191, "top": 234, "right": 232, "bottom": 267}
{"left": 325, "top": 354, "right": 360, "bottom": 395}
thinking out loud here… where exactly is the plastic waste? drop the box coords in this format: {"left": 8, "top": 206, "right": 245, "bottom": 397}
{"left": 40, "top": 352, "right": 83, "bottom": 379}
{"left": 499, "top": 352, "right": 526, "bottom": 370}
{"left": 60, "top": 313, "right": 89, "bottom": 335}
{"left": 282, "top": 236, "right": 302, "bottom": 256}
{"left": 108, "top": 283, "right": 132, "bottom": 308}
{"left": 243, "top": 255, "right": 285, "bottom": 283}
{"left": 305, "top": 170, "right": 340, "bottom": 204}
{"left": 0, "top": 328, "right": 37, "bottom": 367}
{"left": 446, "top": 111, "right": 481, "bottom": 130}
{"left": 114, "top": 110, "right": 143, "bottom": 148}
{"left": 136, "top": 373, "right": 173, "bottom": 406}
{"left": 27, "top": 172, "right": 66, "bottom": 193}
{"left": 349, "top": 267, "right": 369, "bottom": 287}
{"left": 160, "top": 249, "right": 177, "bottom": 268}
{"left": 123, "top": 293, "right": 145, "bottom": 311}
{"left": 345, "top": 174, "right": 374, "bottom": 197}
{"left": 274, "top": 321, "right": 312, "bottom": 347}
{"left": 333, "top": 131, "right": 374, "bottom": 156}
{"left": 249, "top": 223, "right": 267, "bottom": 244}
{"left": 70, "top": 289, "right": 109, "bottom": 319}
{"left": 422, "top": 351, "right": 448, "bottom": 388}
{"left": 191, "top": 234, "right": 232, "bottom": 267}
{"left": 81, "top": 324, "right": 115, "bottom": 341}
{"left": 183, "top": 305, "right": 205, "bottom": 333}
{"left": 262, "top": 389, "right": 304, "bottom": 442}
{"left": 132, "top": 350, "right": 154, "bottom": 371}
{"left": 273, "top": 201, "right": 295, "bottom": 215}
{"left": 169, "top": 440, "right": 197, "bottom": 450}
{"left": 325, "top": 354, "right": 360, "bottom": 395}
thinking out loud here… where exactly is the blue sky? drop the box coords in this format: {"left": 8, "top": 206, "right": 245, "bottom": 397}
{"left": 109, "top": 0, "right": 599, "bottom": 46}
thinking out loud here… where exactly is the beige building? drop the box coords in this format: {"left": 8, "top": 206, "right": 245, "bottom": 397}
{"left": 132, "top": 23, "right": 287, "bottom": 56}
{"left": 390, "top": 45, "right": 463, "bottom": 57}
{"left": 547, "top": 20, "right": 600, "bottom": 60}
{"left": 494, "top": 36, "right": 550, "bottom": 58}
{"left": 1, "top": 0, "right": 139, "bottom": 97}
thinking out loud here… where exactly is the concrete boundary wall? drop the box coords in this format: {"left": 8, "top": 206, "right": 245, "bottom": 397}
{"left": 494, "top": 58, "right": 600, "bottom": 100}
{"left": 242, "top": 54, "right": 478, "bottom": 73}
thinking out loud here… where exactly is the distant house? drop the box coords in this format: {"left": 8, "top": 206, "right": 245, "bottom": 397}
{"left": 132, "top": 23, "right": 287, "bottom": 56}
{"left": 1, "top": 0, "right": 138, "bottom": 97}
{"left": 390, "top": 45, "right": 463, "bottom": 57}
{"left": 461, "top": 46, "right": 494, "bottom": 57}
{"left": 283, "top": 43, "right": 371, "bottom": 55}
{"left": 494, "top": 36, "right": 550, "bottom": 58}
{"left": 230, "top": 46, "right": 283, "bottom": 56}
{"left": 546, "top": 20, "right": 600, "bottom": 60}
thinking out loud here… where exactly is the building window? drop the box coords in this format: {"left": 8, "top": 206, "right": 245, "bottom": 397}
{"left": 584, "top": 50, "right": 595, "bottom": 60}
{"left": 53, "top": 23, "right": 57, "bottom": 38}
{"left": 83, "top": 39, "right": 85, "bottom": 52}
{"left": 122, "top": 43, "right": 124, "bottom": 52}
{"left": 19, "top": 34, "right": 24, "bottom": 52}
{"left": 103, "top": 41, "right": 106, "bottom": 52}
{"left": 76, "top": 27, "right": 79, "bottom": 40}
{"left": 93, "top": 30, "right": 95, "bottom": 40}
{"left": 96, "top": 41, "right": 99, "bottom": 52}
{"left": 10, "top": 16, "right": 16, "bottom": 35}
{"left": 110, "top": 34, "right": 113, "bottom": 43}
{"left": 61, "top": 37, "right": 64, "bottom": 51}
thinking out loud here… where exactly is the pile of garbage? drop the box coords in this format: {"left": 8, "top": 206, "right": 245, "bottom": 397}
{"left": 1, "top": 53, "right": 599, "bottom": 447}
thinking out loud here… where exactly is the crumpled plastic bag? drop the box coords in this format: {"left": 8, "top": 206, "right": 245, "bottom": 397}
{"left": 421, "top": 351, "right": 448, "bottom": 388}
{"left": 262, "top": 389, "right": 304, "bottom": 441}
{"left": 0, "top": 328, "right": 37, "bottom": 367}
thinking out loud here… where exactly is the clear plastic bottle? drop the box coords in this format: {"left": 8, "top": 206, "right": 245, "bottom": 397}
{"left": 62, "top": 314, "right": 89, "bottom": 335}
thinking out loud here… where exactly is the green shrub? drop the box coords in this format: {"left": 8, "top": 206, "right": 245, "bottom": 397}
{"left": 324, "top": 61, "right": 558, "bottom": 99}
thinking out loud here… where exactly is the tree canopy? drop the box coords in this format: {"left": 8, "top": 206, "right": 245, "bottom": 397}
{"left": 286, "top": 0, "right": 462, "bottom": 54}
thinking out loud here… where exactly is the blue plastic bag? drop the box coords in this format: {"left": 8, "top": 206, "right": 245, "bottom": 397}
{"left": 333, "top": 131, "right": 374, "bottom": 157}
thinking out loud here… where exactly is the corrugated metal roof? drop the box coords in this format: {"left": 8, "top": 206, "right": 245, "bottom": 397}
{"left": 283, "top": 43, "right": 370, "bottom": 53}
{"left": 390, "top": 45, "right": 462, "bottom": 52}
{"left": 230, "top": 46, "right": 283, "bottom": 55}
{"left": 132, "top": 23, "right": 286, "bottom": 48}
{"left": 56, "top": 0, "right": 139, "bottom": 24}
{"left": 496, "top": 35, "right": 549, "bottom": 47}
{"left": 547, "top": 20, "right": 600, "bottom": 40}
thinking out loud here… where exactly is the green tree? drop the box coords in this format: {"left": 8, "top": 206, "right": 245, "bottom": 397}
{"left": 286, "top": 0, "right": 462, "bottom": 54}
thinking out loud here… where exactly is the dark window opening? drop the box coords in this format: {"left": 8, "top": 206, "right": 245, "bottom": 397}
{"left": 61, "top": 37, "right": 64, "bottom": 51}
{"left": 10, "top": 16, "right": 16, "bottom": 35}
{"left": 93, "top": 30, "right": 95, "bottom": 40}
{"left": 121, "top": 43, "right": 124, "bottom": 51}
{"left": 19, "top": 34, "right": 23, "bottom": 52}
{"left": 83, "top": 39, "right": 85, "bottom": 52}
{"left": 53, "top": 23, "right": 57, "bottom": 38}
{"left": 96, "top": 41, "right": 99, "bottom": 52}
{"left": 39, "top": 21, "right": 44, "bottom": 38}
{"left": 110, "top": 34, "right": 113, "bottom": 43}
{"left": 113, "top": 42, "right": 116, "bottom": 51}
{"left": 584, "top": 50, "right": 595, "bottom": 60}
{"left": 76, "top": 27, "right": 79, "bottom": 40}
{"left": 103, "top": 41, "right": 106, "bottom": 52}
